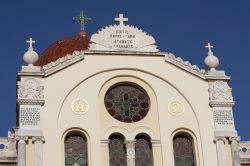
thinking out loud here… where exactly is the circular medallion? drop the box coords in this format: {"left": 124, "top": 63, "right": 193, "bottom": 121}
{"left": 104, "top": 84, "right": 150, "bottom": 123}
{"left": 71, "top": 99, "right": 89, "bottom": 115}
{"left": 168, "top": 101, "right": 184, "bottom": 116}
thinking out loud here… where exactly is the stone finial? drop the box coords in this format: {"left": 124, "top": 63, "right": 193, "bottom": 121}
{"left": 23, "top": 37, "right": 39, "bottom": 66}
{"left": 204, "top": 42, "right": 219, "bottom": 71}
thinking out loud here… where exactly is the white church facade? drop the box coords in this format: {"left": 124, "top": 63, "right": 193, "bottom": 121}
{"left": 0, "top": 11, "right": 250, "bottom": 166}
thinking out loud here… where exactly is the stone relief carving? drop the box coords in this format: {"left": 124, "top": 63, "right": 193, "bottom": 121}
{"left": 18, "top": 78, "right": 44, "bottom": 100}
{"left": 209, "top": 81, "right": 233, "bottom": 102}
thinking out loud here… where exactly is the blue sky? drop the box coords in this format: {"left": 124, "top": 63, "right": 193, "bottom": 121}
{"left": 0, "top": 0, "right": 249, "bottom": 140}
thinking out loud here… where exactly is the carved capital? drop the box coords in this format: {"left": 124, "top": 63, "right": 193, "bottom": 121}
{"left": 209, "top": 81, "right": 233, "bottom": 102}
{"left": 229, "top": 136, "right": 240, "bottom": 143}
{"left": 16, "top": 135, "right": 29, "bottom": 143}
{"left": 32, "top": 136, "right": 45, "bottom": 143}
{"left": 214, "top": 137, "right": 226, "bottom": 144}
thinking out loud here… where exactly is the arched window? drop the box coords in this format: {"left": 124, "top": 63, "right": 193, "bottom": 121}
{"left": 109, "top": 134, "right": 127, "bottom": 166}
{"left": 65, "top": 134, "right": 88, "bottom": 166}
{"left": 135, "top": 134, "right": 153, "bottom": 166}
{"left": 173, "top": 134, "right": 196, "bottom": 166}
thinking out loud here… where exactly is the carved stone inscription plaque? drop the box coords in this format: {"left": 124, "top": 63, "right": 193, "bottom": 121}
{"left": 20, "top": 105, "right": 41, "bottom": 128}
{"left": 213, "top": 109, "right": 235, "bottom": 130}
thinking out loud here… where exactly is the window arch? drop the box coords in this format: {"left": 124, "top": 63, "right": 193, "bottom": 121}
{"left": 135, "top": 134, "right": 153, "bottom": 166}
{"left": 65, "top": 133, "right": 88, "bottom": 166}
{"left": 173, "top": 134, "right": 196, "bottom": 166}
{"left": 109, "top": 134, "right": 127, "bottom": 166}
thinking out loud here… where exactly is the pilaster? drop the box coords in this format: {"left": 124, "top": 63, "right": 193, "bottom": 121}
{"left": 214, "top": 137, "right": 227, "bottom": 166}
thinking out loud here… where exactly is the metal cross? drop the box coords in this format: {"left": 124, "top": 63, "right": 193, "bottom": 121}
{"left": 73, "top": 11, "right": 91, "bottom": 31}
{"left": 115, "top": 14, "right": 128, "bottom": 26}
{"left": 205, "top": 43, "right": 214, "bottom": 53}
{"left": 26, "top": 37, "right": 35, "bottom": 49}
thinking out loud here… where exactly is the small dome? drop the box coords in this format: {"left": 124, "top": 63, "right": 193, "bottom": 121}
{"left": 36, "top": 31, "right": 90, "bottom": 66}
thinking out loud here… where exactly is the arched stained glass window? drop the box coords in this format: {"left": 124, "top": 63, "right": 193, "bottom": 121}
{"left": 65, "top": 134, "right": 88, "bottom": 166}
{"left": 135, "top": 135, "right": 153, "bottom": 166}
{"left": 109, "top": 135, "right": 127, "bottom": 166}
{"left": 173, "top": 135, "right": 195, "bottom": 166}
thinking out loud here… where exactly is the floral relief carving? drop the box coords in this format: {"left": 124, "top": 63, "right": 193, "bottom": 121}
{"left": 209, "top": 81, "right": 233, "bottom": 101}
{"left": 18, "top": 78, "right": 44, "bottom": 99}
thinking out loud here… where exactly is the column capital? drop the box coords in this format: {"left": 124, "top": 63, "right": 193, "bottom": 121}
{"left": 125, "top": 140, "right": 136, "bottom": 148}
{"left": 229, "top": 136, "right": 240, "bottom": 143}
{"left": 32, "top": 136, "right": 45, "bottom": 143}
{"left": 214, "top": 136, "right": 226, "bottom": 144}
{"left": 16, "top": 135, "right": 29, "bottom": 143}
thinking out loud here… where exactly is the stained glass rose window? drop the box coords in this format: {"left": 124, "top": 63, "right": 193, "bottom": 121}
{"left": 105, "top": 84, "right": 150, "bottom": 123}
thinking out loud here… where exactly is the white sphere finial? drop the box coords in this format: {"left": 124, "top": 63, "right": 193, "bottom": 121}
{"left": 23, "top": 37, "right": 39, "bottom": 66}
{"left": 204, "top": 42, "right": 219, "bottom": 71}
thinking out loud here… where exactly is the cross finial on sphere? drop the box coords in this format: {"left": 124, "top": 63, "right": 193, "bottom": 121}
{"left": 115, "top": 13, "right": 128, "bottom": 26}
{"left": 205, "top": 42, "right": 214, "bottom": 53}
{"left": 26, "top": 37, "right": 35, "bottom": 50}
{"left": 73, "top": 11, "right": 91, "bottom": 31}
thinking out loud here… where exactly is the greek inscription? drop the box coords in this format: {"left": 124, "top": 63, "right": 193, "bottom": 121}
{"left": 214, "top": 110, "right": 233, "bottom": 125}
{"left": 20, "top": 107, "right": 40, "bottom": 126}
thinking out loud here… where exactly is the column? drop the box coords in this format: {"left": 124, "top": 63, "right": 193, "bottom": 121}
{"left": 125, "top": 140, "right": 136, "bottom": 166}
{"left": 229, "top": 137, "right": 240, "bottom": 166}
{"left": 214, "top": 137, "right": 227, "bottom": 166}
{"left": 17, "top": 136, "right": 28, "bottom": 166}
{"left": 32, "top": 136, "right": 45, "bottom": 166}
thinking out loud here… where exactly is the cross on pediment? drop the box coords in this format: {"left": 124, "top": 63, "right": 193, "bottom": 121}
{"left": 205, "top": 43, "right": 214, "bottom": 53}
{"left": 115, "top": 14, "right": 128, "bottom": 26}
{"left": 26, "top": 37, "right": 35, "bottom": 49}
{"left": 73, "top": 11, "right": 91, "bottom": 31}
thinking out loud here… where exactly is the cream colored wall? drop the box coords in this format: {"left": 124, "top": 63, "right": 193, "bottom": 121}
{"left": 26, "top": 139, "right": 34, "bottom": 166}
{"left": 40, "top": 54, "right": 218, "bottom": 166}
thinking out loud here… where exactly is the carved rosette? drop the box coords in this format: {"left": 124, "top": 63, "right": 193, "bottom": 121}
{"left": 209, "top": 81, "right": 234, "bottom": 107}
{"left": 17, "top": 78, "right": 44, "bottom": 105}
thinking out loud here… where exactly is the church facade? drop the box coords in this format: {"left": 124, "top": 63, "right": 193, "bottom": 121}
{"left": 0, "top": 12, "right": 250, "bottom": 166}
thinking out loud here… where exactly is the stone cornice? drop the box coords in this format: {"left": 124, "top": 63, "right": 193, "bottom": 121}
{"left": 17, "top": 99, "right": 45, "bottom": 105}
{"left": 165, "top": 53, "right": 206, "bottom": 79}
{"left": 209, "top": 101, "right": 235, "bottom": 107}
{"left": 42, "top": 50, "right": 85, "bottom": 76}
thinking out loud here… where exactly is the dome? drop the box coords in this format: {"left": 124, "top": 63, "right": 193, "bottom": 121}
{"left": 36, "top": 31, "right": 90, "bottom": 66}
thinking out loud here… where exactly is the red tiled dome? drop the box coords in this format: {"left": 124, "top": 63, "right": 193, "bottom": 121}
{"left": 36, "top": 31, "right": 90, "bottom": 66}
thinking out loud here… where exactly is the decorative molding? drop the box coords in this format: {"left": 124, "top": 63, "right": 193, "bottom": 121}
{"left": 214, "top": 137, "right": 226, "bottom": 144}
{"left": 209, "top": 81, "right": 233, "bottom": 102}
{"left": 90, "top": 24, "right": 159, "bottom": 52}
{"left": 210, "top": 101, "right": 235, "bottom": 107}
{"left": 42, "top": 50, "right": 85, "bottom": 76}
{"left": 164, "top": 53, "right": 206, "bottom": 78}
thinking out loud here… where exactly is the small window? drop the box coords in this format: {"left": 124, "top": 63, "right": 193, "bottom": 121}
{"left": 65, "top": 134, "right": 88, "bottom": 166}
{"left": 135, "top": 135, "right": 153, "bottom": 166}
{"left": 173, "top": 135, "right": 196, "bottom": 166}
{"left": 109, "top": 134, "right": 127, "bottom": 166}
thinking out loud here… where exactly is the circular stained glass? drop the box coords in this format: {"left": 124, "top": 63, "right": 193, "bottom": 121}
{"left": 105, "top": 84, "right": 150, "bottom": 123}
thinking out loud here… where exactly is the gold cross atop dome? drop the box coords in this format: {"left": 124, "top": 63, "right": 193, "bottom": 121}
{"left": 205, "top": 42, "right": 214, "bottom": 53}
{"left": 115, "top": 13, "right": 128, "bottom": 26}
{"left": 73, "top": 11, "right": 91, "bottom": 31}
